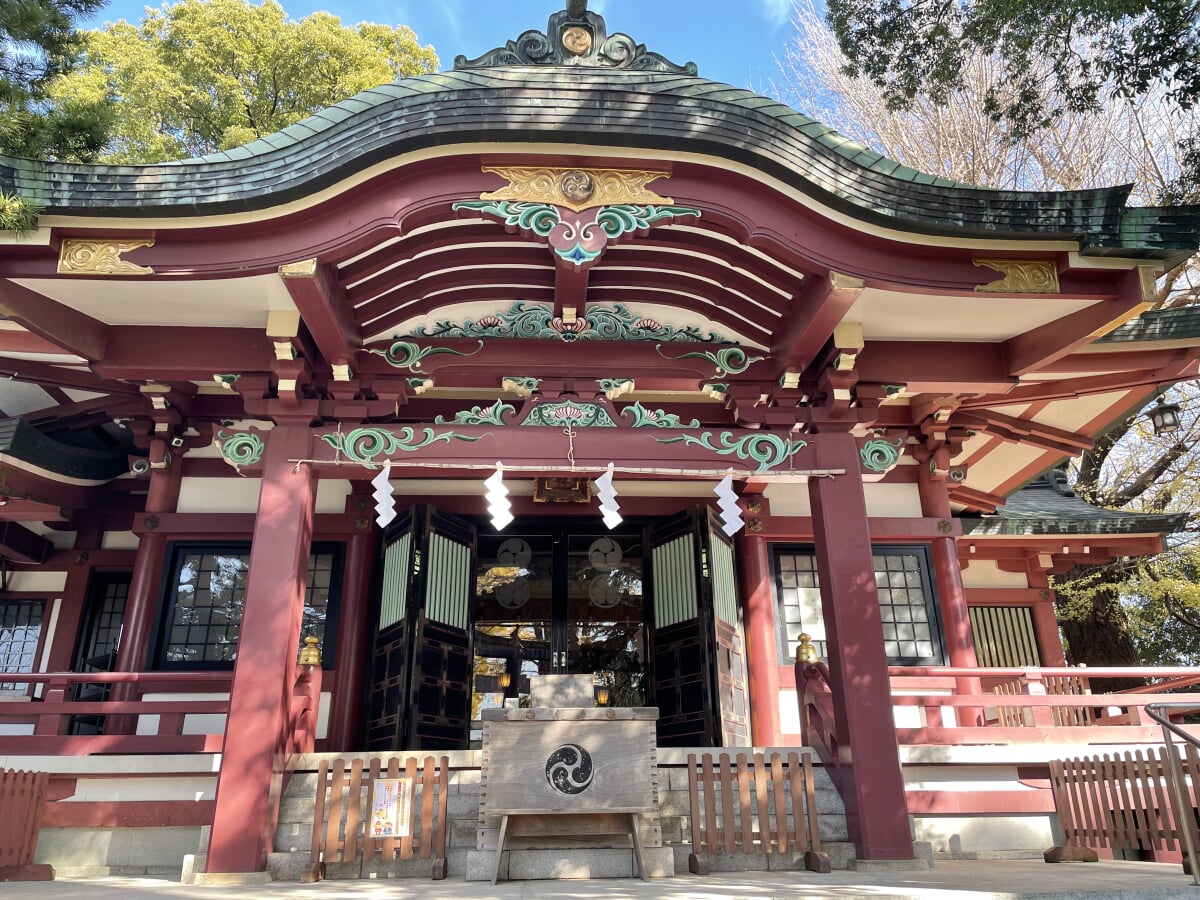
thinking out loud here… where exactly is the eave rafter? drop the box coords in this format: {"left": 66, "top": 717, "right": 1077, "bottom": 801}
{"left": 279, "top": 259, "right": 361, "bottom": 371}
{"left": 0, "top": 280, "right": 108, "bottom": 361}
{"left": 956, "top": 409, "right": 1094, "bottom": 457}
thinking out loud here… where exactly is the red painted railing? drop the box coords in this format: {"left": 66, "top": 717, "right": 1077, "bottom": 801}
{"left": 799, "top": 665, "right": 1200, "bottom": 754}
{"left": 887, "top": 666, "right": 1200, "bottom": 746}
{"left": 0, "top": 672, "right": 232, "bottom": 755}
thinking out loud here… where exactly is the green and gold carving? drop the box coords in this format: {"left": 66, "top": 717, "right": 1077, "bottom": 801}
{"left": 860, "top": 438, "right": 905, "bottom": 472}
{"left": 411, "top": 300, "right": 729, "bottom": 343}
{"left": 656, "top": 431, "right": 807, "bottom": 472}
{"left": 435, "top": 400, "right": 514, "bottom": 426}
{"left": 657, "top": 344, "right": 764, "bottom": 376}
{"left": 522, "top": 401, "right": 617, "bottom": 427}
{"left": 321, "top": 426, "right": 483, "bottom": 469}
{"left": 370, "top": 339, "right": 481, "bottom": 371}
{"left": 502, "top": 376, "right": 540, "bottom": 397}
{"left": 597, "top": 378, "right": 634, "bottom": 400}
{"left": 622, "top": 402, "right": 700, "bottom": 429}
{"left": 217, "top": 430, "right": 264, "bottom": 473}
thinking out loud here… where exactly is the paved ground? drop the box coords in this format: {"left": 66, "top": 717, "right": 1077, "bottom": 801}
{"left": 4, "top": 861, "right": 1200, "bottom": 899}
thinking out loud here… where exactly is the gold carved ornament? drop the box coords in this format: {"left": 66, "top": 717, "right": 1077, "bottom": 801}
{"left": 480, "top": 166, "right": 675, "bottom": 212}
{"left": 973, "top": 259, "right": 1059, "bottom": 293}
{"left": 58, "top": 238, "right": 154, "bottom": 275}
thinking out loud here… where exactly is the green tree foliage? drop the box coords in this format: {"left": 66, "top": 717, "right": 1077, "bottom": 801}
{"left": 0, "top": 0, "right": 112, "bottom": 160}
{"left": 777, "top": 3, "right": 1200, "bottom": 669}
{"left": 48, "top": 0, "right": 438, "bottom": 163}
{"left": 825, "top": 0, "right": 1200, "bottom": 199}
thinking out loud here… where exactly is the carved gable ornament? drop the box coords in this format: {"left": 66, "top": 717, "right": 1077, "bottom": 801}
{"left": 455, "top": 1, "right": 697, "bottom": 75}
{"left": 480, "top": 167, "right": 674, "bottom": 213}
{"left": 973, "top": 259, "right": 1060, "bottom": 293}
{"left": 58, "top": 238, "right": 154, "bottom": 275}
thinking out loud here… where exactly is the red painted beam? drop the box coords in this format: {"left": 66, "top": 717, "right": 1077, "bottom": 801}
{"left": 1001, "top": 269, "right": 1152, "bottom": 377}
{"left": 857, "top": 341, "right": 1018, "bottom": 393}
{"left": 94, "top": 326, "right": 275, "bottom": 379}
{"left": 771, "top": 272, "right": 863, "bottom": 372}
{"left": 956, "top": 410, "right": 1094, "bottom": 456}
{"left": 1035, "top": 348, "right": 1196, "bottom": 374}
{"left": 0, "top": 328, "right": 71, "bottom": 355}
{"left": 280, "top": 261, "right": 361, "bottom": 369}
{"left": 0, "top": 520, "right": 52, "bottom": 562}
{"left": 0, "top": 355, "right": 141, "bottom": 395}
{"left": 0, "top": 280, "right": 108, "bottom": 361}
{"left": 554, "top": 258, "right": 590, "bottom": 319}
{"left": 592, "top": 256, "right": 792, "bottom": 317}
{"left": 347, "top": 245, "right": 550, "bottom": 309}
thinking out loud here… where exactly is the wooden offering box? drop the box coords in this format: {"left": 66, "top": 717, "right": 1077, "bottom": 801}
{"left": 480, "top": 707, "right": 659, "bottom": 882}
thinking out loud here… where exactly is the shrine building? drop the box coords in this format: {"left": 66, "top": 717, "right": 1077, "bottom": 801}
{"left": 1, "top": 0, "right": 1200, "bottom": 883}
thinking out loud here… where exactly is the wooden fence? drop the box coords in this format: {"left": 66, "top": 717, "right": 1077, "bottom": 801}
{"left": 307, "top": 756, "right": 450, "bottom": 881}
{"left": 686, "top": 751, "right": 829, "bottom": 874}
{"left": 0, "top": 770, "right": 53, "bottom": 882}
{"left": 1046, "top": 746, "right": 1200, "bottom": 865}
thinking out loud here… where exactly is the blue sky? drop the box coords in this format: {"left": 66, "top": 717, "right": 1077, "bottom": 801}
{"left": 82, "top": 0, "right": 798, "bottom": 92}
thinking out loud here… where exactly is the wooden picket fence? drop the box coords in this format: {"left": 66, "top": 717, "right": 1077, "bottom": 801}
{"left": 686, "top": 751, "right": 830, "bottom": 874}
{"left": 1046, "top": 746, "right": 1200, "bottom": 864}
{"left": 306, "top": 756, "right": 450, "bottom": 881}
{"left": 994, "top": 675, "right": 1094, "bottom": 728}
{"left": 0, "top": 769, "right": 53, "bottom": 881}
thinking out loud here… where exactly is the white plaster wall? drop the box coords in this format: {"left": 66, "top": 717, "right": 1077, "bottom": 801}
{"left": 35, "top": 826, "right": 203, "bottom": 869}
{"left": 67, "top": 776, "right": 217, "bottom": 802}
{"left": 176, "top": 477, "right": 261, "bottom": 513}
{"left": 315, "top": 479, "right": 352, "bottom": 514}
{"left": 912, "top": 814, "right": 1055, "bottom": 853}
{"left": 136, "top": 692, "right": 229, "bottom": 736}
{"left": 961, "top": 559, "right": 1029, "bottom": 589}
{"left": 101, "top": 530, "right": 140, "bottom": 550}
{"left": 763, "top": 481, "right": 809, "bottom": 516}
{"left": 864, "top": 482, "right": 923, "bottom": 517}
{"left": 6, "top": 570, "right": 66, "bottom": 592}
{"left": 779, "top": 689, "right": 800, "bottom": 736}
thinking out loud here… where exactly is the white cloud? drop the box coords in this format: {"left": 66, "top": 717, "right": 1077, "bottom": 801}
{"left": 759, "top": 0, "right": 791, "bottom": 29}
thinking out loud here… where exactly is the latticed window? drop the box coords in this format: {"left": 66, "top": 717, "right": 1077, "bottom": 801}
{"left": 158, "top": 543, "right": 342, "bottom": 668}
{"left": 969, "top": 605, "right": 1041, "bottom": 667}
{"left": 773, "top": 546, "right": 945, "bottom": 665}
{"left": 0, "top": 599, "right": 45, "bottom": 690}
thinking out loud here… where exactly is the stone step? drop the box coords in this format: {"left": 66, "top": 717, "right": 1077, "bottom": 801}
{"left": 465, "top": 846, "right": 674, "bottom": 881}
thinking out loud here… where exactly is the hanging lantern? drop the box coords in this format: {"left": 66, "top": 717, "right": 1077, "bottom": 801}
{"left": 1149, "top": 399, "right": 1181, "bottom": 435}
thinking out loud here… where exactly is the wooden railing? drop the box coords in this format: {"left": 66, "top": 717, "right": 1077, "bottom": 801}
{"left": 0, "top": 671, "right": 232, "bottom": 754}
{"left": 685, "top": 751, "right": 830, "bottom": 875}
{"left": 0, "top": 770, "right": 53, "bottom": 881}
{"left": 1045, "top": 747, "right": 1198, "bottom": 866}
{"left": 306, "top": 756, "right": 451, "bottom": 881}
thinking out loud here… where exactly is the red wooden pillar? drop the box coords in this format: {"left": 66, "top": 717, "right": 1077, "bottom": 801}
{"left": 736, "top": 532, "right": 782, "bottom": 746}
{"left": 916, "top": 467, "right": 979, "bottom": 671}
{"left": 326, "top": 525, "right": 378, "bottom": 750}
{"left": 207, "top": 426, "right": 315, "bottom": 874}
{"left": 45, "top": 514, "right": 103, "bottom": 672}
{"left": 114, "top": 441, "right": 182, "bottom": 673}
{"left": 1027, "top": 570, "right": 1067, "bottom": 666}
{"left": 808, "top": 432, "right": 912, "bottom": 860}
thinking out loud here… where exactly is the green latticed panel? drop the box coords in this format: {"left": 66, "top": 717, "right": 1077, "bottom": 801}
{"left": 426, "top": 533, "right": 471, "bottom": 630}
{"left": 380, "top": 533, "right": 412, "bottom": 629}
{"left": 653, "top": 534, "right": 697, "bottom": 628}
{"left": 708, "top": 535, "right": 738, "bottom": 626}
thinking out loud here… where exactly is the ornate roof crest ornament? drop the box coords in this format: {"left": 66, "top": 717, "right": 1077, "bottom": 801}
{"left": 454, "top": 1, "right": 698, "bottom": 75}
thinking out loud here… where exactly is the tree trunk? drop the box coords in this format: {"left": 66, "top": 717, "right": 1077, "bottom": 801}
{"left": 1056, "top": 583, "right": 1142, "bottom": 693}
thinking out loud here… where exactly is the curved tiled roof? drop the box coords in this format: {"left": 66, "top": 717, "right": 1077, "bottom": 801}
{"left": 959, "top": 472, "right": 1187, "bottom": 536}
{"left": 1, "top": 66, "right": 1195, "bottom": 260}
